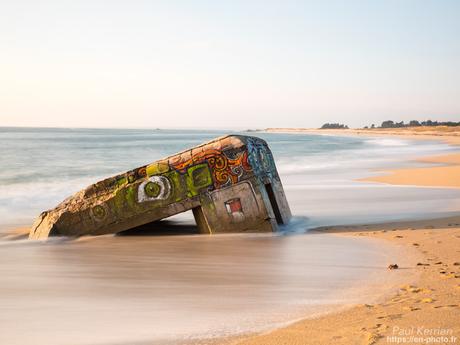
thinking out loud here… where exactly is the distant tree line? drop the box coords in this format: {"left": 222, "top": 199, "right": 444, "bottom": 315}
{"left": 363, "top": 120, "right": 460, "bottom": 129}
{"left": 320, "top": 123, "right": 349, "bottom": 129}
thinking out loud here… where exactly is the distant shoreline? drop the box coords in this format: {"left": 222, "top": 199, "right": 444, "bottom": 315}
{"left": 264, "top": 126, "right": 460, "bottom": 146}
{"left": 265, "top": 126, "right": 460, "bottom": 189}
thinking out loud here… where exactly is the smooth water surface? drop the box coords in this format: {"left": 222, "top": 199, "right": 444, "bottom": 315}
{"left": 0, "top": 127, "right": 458, "bottom": 345}
{"left": 0, "top": 127, "right": 459, "bottom": 229}
{"left": 0, "top": 232, "right": 410, "bottom": 345}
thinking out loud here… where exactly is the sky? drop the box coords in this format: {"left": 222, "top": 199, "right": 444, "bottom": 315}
{"left": 1, "top": 0, "right": 459, "bottom": 129}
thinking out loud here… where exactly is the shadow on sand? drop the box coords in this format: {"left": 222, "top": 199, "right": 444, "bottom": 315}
{"left": 116, "top": 220, "right": 200, "bottom": 236}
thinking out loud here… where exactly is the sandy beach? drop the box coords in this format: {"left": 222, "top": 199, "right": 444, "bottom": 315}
{"left": 266, "top": 126, "right": 460, "bottom": 190}
{"left": 3, "top": 1, "right": 459, "bottom": 343}
{"left": 234, "top": 127, "right": 460, "bottom": 344}
{"left": 236, "top": 217, "right": 460, "bottom": 345}
{"left": 265, "top": 126, "right": 460, "bottom": 145}
{"left": 362, "top": 153, "right": 460, "bottom": 189}
{"left": 1, "top": 127, "right": 459, "bottom": 345}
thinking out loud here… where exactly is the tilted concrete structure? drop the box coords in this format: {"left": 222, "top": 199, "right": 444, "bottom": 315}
{"left": 29, "top": 135, "right": 291, "bottom": 239}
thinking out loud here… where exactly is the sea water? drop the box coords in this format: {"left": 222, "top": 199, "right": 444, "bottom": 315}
{"left": 0, "top": 127, "right": 458, "bottom": 345}
{"left": 0, "top": 127, "right": 458, "bottom": 230}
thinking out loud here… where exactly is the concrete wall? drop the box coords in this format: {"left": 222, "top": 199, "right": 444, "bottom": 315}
{"left": 29, "top": 135, "right": 291, "bottom": 239}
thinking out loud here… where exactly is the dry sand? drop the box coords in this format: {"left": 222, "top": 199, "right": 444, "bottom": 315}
{"left": 233, "top": 127, "right": 460, "bottom": 344}
{"left": 265, "top": 126, "right": 460, "bottom": 145}
{"left": 362, "top": 153, "right": 460, "bottom": 189}
{"left": 266, "top": 126, "right": 460, "bottom": 189}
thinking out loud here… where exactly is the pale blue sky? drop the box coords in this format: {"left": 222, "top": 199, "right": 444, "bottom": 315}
{"left": 1, "top": 0, "right": 459, "bottom": 128}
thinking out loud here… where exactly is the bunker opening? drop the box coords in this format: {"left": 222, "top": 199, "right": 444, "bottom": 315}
{"left": 265, "top": 183, "right": 283, "bottom": 225}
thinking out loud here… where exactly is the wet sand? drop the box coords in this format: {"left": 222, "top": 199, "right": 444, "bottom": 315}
{"left": 236, "top": 217, "right": 460, "bottom": 345}
{"left": 2, "top": 127, "right": 459, "bottom": 344}
{"left": 0, "top": 226, "right": 413, "bottom": 345}
{"left": 235, "top": 127, "right": 460, "bottom": 344}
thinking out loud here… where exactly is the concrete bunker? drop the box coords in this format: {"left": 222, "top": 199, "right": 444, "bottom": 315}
{"left": 29, "top": 135, "right": 291, "bottom": 239}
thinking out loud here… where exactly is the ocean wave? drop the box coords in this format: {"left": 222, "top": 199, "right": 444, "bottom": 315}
{"left": 364, "top": 138, "right": 410, "bottom": 146}
{"left": 278, "top": 216, "right": 311, "bottom": 234}
{"left": 0, "top": 129, "right": 457, "bottom": 231}
{"left": 0, "top": 177, "right": 99, "bottom": 228}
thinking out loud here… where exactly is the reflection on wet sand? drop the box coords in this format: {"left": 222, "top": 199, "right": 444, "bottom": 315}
{"left": 0, "top": 220, "right": 411, "bottom": 345}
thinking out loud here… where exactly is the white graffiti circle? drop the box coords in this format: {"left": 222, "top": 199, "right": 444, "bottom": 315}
{"left": 138, "top": 175, "right": 172, "bottom": 203}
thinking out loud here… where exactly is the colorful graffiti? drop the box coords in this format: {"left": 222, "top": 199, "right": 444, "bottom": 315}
{"left": 167, "top": 149, "right": 252, "bottom": 189}
{"left": 138, "top": 175, "right": 172, "bottom": 202}
{"left": 29, "top": 135, "right": 291, "bottom": 239}
{"left": 133, "top": 145, "right": 254, "bottom": 204}
{"left": 87, "top": 137, "right": 274, "bottom": 217}
{"left": 90, "top": 203, "right": 108, "bottom": 222}
{"left": 246, "top": 137, "right": 276, "bottom": 180}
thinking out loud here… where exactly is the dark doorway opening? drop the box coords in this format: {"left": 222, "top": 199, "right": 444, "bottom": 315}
{"left": 265, "top": 183, "right": 283, "bottom": 225}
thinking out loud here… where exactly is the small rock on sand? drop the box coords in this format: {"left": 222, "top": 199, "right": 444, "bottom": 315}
{"left": 421, "top": 298, "right": 434, "bottom": 303}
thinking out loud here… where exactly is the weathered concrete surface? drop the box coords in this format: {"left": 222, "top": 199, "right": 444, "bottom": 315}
{"left": 29, "top": 135, "right": 291, "bottom": 239}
